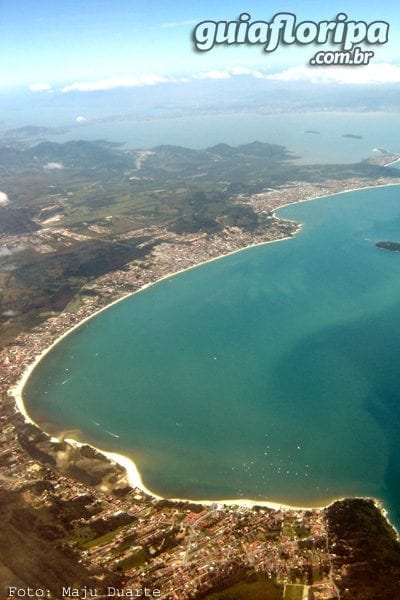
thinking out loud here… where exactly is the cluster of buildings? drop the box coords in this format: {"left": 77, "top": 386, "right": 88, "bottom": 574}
{"left": 240, "top": 172, "right": 400, "bottom": 216}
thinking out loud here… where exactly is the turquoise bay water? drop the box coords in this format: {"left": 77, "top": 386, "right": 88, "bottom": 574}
{"left": 24, "top": 186, "right": 400, "bottom": 524}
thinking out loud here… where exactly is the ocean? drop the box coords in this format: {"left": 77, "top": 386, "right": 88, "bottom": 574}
{"left": 23, "top": 184, "right": 400, "bottom": 527}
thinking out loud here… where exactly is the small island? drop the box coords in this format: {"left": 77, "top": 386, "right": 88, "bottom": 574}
{"left": 376, "top": 241, "right": 400, "bottom": 252}
{"left": 342, "top": 133, "right": 363, "bottom": 139}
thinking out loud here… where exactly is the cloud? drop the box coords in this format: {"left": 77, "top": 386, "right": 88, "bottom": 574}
{"left": 61, "top": 74, "right": 172, "bottom": 93}
{"left": 195, "top": 67, "right": 269, "bottom": 81}
{"left": 43, "top": 162, "right": 63, "bottom": 170}
{"left": 0, "top": 244, "right": 25, "bottom": 257}
{"left": 58, "top": 65, "right": 270, "bottom": 93}
{"left": 229, "top": 66, "right": 265, "bottom": 79}
{"left": 266, "top": 63, "right": 400, "bottom": 85}
{"left": 0, "top": 191, "right": 9, "bottom": 206}
{"left": 195, "top": 70, "right": 232, "bottom": 80}
{"left": 29, "top": 82, "right": 52, "bottom": 92}
{"left": 76, "top": 116, "right": 87, "bottom": 124}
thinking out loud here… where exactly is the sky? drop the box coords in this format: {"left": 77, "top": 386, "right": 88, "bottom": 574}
{"left": 0, "top": 0, "right": 400, "bottom": 93}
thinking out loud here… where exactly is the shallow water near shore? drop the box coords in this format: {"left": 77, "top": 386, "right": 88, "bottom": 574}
{"left": 24, "top": 185, "right": 400, "bottom": 527}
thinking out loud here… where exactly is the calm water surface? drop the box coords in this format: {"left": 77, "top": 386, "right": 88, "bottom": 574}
{"left": 48, "top": 112, "right": 400, "bottom": 164}
{"left": 24, "top": 185, "right": 400, "bottom": 525}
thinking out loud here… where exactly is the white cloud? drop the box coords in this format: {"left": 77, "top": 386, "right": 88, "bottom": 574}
{"left": 76, "top": 116, "right": 87, "bottom": 124}
{"left": 61, "top": 74, "right": 172, "bottom": 93}
{"left": 195, "top": 70, "right": 232, "bottom": 80}
{"left": 0, "top": 244, "right": 25, "bottom": 257}
{"left": 266, "top": 63, "right": 400, "bottom": 85}
{"left": 43, "top": 162, "right": 63, "bottom": 170}
{"left": 0, "top": 191, "right": 9, "bottom": 206}
{"left": 59, "top": 66, "right": 272, "bottom": 93}
{"left": 229, "top": 66, "right": 265, "bottom": 79}
{"left": 29, "top": 82, "right": 52, "bottom": 92}
{"left": 194, "top": 67, "right": 269, "bottom": 81}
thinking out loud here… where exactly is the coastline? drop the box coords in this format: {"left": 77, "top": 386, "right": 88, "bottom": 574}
{"left": 47, "top": 436, "right": 383, "bottom": 515}
{"left": 383, "top": 156, "right": 400, "bottom": 167}
{"left": 275, "top": 180, "right": 400, "bottom": 212}
{"left": 65, "top": 437, "right": 330, "bottom": 511}
{"left": 10, "top": 176, "right": 400, "bottom": 520}
{"left": 62, "top": 435, "right": 392, "bottom": 518}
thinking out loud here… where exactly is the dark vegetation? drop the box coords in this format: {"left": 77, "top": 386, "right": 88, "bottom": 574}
{"left": 0, "top": 235, "right": 156, "bottom": 345}
{"left": 0, "top": 206, "right": 40, "bottom": 234}
{"left": 376, "top": 240, "right": 400, "bottom": 252}
{"left": 326, "top": 499, "right": 400, "bottom": 599}
{"left": 201, "top": 576, "right": 283, "bottom": 600}
{"left": 0, "top": 486, "right": 121, "bottom": 591}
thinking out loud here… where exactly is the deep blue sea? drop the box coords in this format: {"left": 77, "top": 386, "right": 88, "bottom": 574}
{"left": 24, "top": 184, "right": 400, "bottom": 527}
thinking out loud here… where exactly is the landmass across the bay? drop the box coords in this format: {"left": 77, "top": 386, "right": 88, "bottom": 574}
{"left": 342, "top": 134, "right": 363, "bottom": 139}
{"left": 2, "top": 139, "right": 400, "bottom": 598}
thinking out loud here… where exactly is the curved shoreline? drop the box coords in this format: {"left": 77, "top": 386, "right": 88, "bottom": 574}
{"left": 10, "top": 178, "right": 400, "bottom": 518}
{"left": 383, "top": 157, "right": 400, "bottom": 167}
{"left": 69, "top": 439, "right": 392, "bottom": 516}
